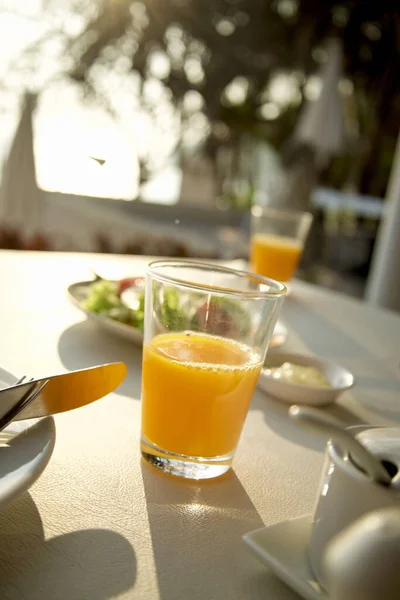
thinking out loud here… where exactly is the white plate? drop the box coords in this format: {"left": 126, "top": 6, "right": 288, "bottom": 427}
{"left": 0, "top": 367, "right": 56, "bottom": 511}
{"left": 68, "top": 279, "right": 288, "bottom": 348}
{"left": 243, "top": 514, "right": 329, "bottom": 600}
{"left": 68, "top": 279, "right": 143, "bottom": 345}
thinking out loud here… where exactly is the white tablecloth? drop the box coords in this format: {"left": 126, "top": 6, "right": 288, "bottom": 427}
{"left": 0, "top": 251, "right": 398, "bottom": 599}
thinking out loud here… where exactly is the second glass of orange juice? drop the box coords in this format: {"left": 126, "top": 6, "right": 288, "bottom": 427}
{"left": 250, "top": 206, "right": 313, "bottom": 282}
{"left": 141, "top": 260, "right": 286, "bottom": 479}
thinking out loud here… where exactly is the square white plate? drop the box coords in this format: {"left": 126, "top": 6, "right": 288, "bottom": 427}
{"left": 243, "top": 514, "right": 329, "bottom": 600}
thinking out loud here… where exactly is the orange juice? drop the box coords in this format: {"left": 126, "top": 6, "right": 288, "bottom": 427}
{"left": 250, "top": 233, "right": 303, "bottom": 281}
{"left": 141, "top": 332, "right": 262, "bottom": 458}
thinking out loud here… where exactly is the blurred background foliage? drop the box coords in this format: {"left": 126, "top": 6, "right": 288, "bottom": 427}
{"left": 1, "top": 0, "right": 399, "bottom": 202}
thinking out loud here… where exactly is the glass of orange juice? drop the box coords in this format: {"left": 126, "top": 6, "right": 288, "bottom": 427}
{"left": 250, "top": 206, "right": 313, "bottom": 282}
{"left": 141, "top": 260, "right": 286, "bottom": 480}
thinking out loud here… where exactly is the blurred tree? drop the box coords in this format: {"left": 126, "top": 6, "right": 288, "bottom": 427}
{"left": 4, "top": 0, "right": 400, "bottom": 201}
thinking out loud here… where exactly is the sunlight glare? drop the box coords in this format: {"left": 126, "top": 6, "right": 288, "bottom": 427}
{"left": 148, "top": 50, "right": 171, "bottom": 79}
{"left": 259, "top": 102, "right": 280, "bottom": 120}
{"left": 223, "top": 76, "right": 249, "bottom": 106}
{"left": 304, "top": 75, "right": 322, "bottom": 101}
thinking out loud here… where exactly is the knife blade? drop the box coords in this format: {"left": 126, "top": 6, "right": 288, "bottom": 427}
{"left": 0, "top": 362, "right": 127, "bottom": 422}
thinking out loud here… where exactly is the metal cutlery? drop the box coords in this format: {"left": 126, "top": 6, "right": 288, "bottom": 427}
{"left": 0, "top": 362, "right": 127, "bottom": 432}
{"left": 289, "top": 405, "right": 392, "bottom": 486}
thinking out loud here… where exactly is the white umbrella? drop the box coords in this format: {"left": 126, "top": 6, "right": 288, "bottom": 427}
{"left": 271, "top": 39, "right": 345, "bottom": 212}
{"left": 0, "top": 93, "right": 42, "bottom": 240}
{"left": 294, "top": 38, "right": 345, "bottom": 166}
{"left": 365, "top": 128, "right": 400, "bottom": 312}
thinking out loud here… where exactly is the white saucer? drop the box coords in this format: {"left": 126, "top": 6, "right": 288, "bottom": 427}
{"left": 243, "top": 514, "right": 329, "bottom": 600}
{"left": 0, "top": 366, "right": 56, "bottom": 511}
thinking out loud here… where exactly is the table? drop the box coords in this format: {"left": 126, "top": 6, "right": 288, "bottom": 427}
{"left": 0, "top": 250, "right": 399, "bottom": 600}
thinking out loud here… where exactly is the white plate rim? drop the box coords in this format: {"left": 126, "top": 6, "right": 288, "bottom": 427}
{"left": 0, "top": 366, "right": 56, "bottom": 511}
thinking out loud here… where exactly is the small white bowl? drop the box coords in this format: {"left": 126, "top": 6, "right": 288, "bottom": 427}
{"left": 258, "top": 352, "right": 355, "bottom": 406}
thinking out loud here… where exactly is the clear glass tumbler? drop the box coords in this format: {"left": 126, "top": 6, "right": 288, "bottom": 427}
{"left": 250, "top": 205, "right": 313, "bottom": 282}
{"left": 141, "top": 260, "right": 286, "bottom": 480}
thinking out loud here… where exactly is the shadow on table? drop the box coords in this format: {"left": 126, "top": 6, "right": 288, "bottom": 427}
{"left": 0, "top": 492, "right": 44, "bottom": 554}
{"left": 57, "top": 321, "right": 143, "bottom": 399}
{"left": 282, "top": 295, "right": 400, "bottom": 424}
{"left": 0, "top": 492, "right": 136, "bottom": 599}
{"left": 283, "top": 295, "right": 370, "bottom": 360}
{"left": 352, "top": 376, "right": 400, "bottom": 422}
{"left": 251, "top": 390, "right": 369, "bottom": 452}
{"left": 141, "top": 460, "right": 297, "bottom": 600}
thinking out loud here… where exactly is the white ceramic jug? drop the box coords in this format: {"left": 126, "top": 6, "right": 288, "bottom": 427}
{"left": 309, "top": 426, "right": 400, "bottom": 591}
{"left": 323, "top": 506, "right": 400, "bottom": 600}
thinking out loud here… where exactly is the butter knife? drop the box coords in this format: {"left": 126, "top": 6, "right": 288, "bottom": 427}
{"left": 0, "top": 362, "right": 127, "bottom": 426}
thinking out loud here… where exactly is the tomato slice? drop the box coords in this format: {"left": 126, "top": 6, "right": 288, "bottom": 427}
{"left": 117, "top": 277, "right": 144, "bottom": 295}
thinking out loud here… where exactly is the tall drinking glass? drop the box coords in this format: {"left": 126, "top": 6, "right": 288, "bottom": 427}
{"left": 250, "top": 205, "right": 313, "bottom": 282}
{"left": 141, "top": 260, "right": 286, "bottom": 480}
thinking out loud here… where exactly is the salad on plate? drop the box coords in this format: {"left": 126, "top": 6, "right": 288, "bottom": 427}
{"left": 70, "top": 275, "right": 287, "bottom": 347}
{"left": 80, "top": 277, "right": 251, "bottom": 339}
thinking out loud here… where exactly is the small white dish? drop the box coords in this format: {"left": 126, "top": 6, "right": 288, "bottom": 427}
{"left": 0, "top": 366, "right": 56, "bottom": 511}
{"left": 258, "top": 352, "right": 354, "bottom": 406}
{"left": 243, "top": 514, "right": 329, "bottom": 600}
